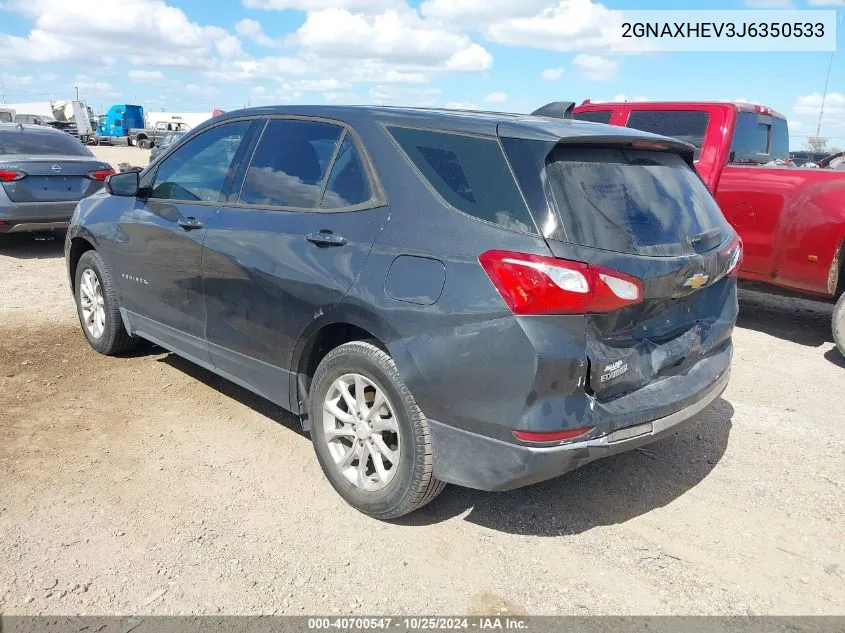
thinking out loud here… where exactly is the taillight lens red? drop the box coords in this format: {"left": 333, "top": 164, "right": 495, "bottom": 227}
{"left": 478, "top": 250, "right": 643, "bottom": 315}
{"left": 88, "top": 168, "right": 116, "bottom": 181}
{"left": 513, "top": 426, "right": 594, "bottom": 443}
{"left": 726, "top": 237, "right": 742, "bottom": 277}
{"left": 0, "top": 169, "right": 25, "bottom": 182}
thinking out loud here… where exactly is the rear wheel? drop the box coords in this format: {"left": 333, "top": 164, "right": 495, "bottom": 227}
{"left": 309, "top": 341, "right": 445, "bottom": 519}
{"left": 74, "top": 250, "right": 138, "bottom": 355}
{"left": 834, "top": 293, "right": 845, "bottom": 358}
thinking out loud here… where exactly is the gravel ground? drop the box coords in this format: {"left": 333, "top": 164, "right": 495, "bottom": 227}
{"left": 0, "top": 146, "right": 843, "bottom": 616}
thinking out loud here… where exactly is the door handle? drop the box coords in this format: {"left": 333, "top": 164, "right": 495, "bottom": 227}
{"left": 306, "top": 231, "right": 347, "bottom": 247}
{"left": 177, "top": 217, "right": 204, "bottom": 231}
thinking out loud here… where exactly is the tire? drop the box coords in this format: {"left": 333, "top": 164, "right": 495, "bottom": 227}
{"left": 137, "top": 138, "right": 151, "bottom": 150}
{"left": 74, "top": 250, "right": 138, "bottom": 356}
{"left": 309, "top": 341, "right": 446, "bottom": 519}
{"left": 834, "top": 293, "right": 845, "bottom": 359}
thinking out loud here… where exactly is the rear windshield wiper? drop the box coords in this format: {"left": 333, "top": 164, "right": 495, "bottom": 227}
{"left": 686, "top": 228, "right": 722, "bottom": 248}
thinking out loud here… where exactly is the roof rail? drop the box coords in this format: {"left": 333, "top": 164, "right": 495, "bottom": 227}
{"left": 531, "top": 101, "right": 575, "bottom": 119}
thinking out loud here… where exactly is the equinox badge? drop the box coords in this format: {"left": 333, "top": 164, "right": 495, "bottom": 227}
{"left": 684, "top": 273, "right": 710, "bottom": 290}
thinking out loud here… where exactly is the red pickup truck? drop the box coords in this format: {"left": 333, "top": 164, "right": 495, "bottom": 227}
{"left": 573, "top": 100, "right": 845, "bottom": 356}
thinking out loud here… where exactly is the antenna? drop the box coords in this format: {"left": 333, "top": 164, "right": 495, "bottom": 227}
{"left": 815, "top": 50, "right": 835, "bottom": 138}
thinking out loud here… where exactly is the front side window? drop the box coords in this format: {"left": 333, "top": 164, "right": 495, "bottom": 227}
{"left": 626, "top": 110, "right": 710, "bottom": 159}
{"left": 150, "top": 119, "right": 250, "bottom": 202}
{"left": 239, "top": 119, "right": 344, "bottom": 209}
{"left": 388, "top": 127, "right": 535, "bottom": 233}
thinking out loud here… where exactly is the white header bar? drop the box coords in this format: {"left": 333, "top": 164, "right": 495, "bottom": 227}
{"left": 611, "top": 10, "right": 837, "bottom": 52}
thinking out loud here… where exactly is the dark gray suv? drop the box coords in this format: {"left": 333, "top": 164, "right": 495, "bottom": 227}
{"left": 65, "top": 104, "right": 739, "bottom": 518}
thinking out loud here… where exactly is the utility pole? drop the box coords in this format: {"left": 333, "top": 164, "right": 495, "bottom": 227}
{"left": 0, "top": 77, "right": 5, "bottom": 104}
{"left": 816, "top": 50, "right": 835, "bottom": 138}
{"left": 75, "top": 85, "right": 79, "bottom": 101}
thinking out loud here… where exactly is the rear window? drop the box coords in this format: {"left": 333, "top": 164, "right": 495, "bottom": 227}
{"left": 626, "top": 110, "right": 709, "bottom": 159}
{"left": 0, "top": 130, "right": 92, "bottom": 156}
{"left": 573, "top": 110, "right": 613, "bottom": 124}
{"left": 730, "top": 112, "right": 789, "bottom": 164}
{"left": 546, "top": 146, "right": 730, "bottom": 257}
{"left": 388, "top": 127, "right": 535, "bottom": 233}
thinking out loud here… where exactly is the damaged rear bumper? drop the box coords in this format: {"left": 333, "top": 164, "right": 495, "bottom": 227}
{"left": 428, "top": 368, "right": 729, "bottom": 491}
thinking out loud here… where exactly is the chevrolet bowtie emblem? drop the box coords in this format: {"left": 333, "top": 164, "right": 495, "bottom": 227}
{"left": 683, "top": 273, "right": 710, "bottom": 290}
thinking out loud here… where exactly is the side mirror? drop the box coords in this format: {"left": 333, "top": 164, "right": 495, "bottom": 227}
{"left": 106, "top": 171, "right": 140, "bottom": 197}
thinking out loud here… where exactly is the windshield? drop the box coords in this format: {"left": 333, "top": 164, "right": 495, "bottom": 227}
{"left": 0, "top": 130, "right": 93, "bottom": 156}
{"left": 545, "top": 146, "right": 731, "bottom": 256}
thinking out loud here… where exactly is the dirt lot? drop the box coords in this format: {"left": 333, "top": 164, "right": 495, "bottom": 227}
{"left": 0, "top": 145, "right": 843, "bottom": 616}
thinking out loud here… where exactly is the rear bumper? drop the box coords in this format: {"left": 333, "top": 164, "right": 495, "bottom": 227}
{"left": 0, "top": 201, "right": 79, "bottom": 231}
{"left": 429, "top": 368, "right": 729, "bottom": 491}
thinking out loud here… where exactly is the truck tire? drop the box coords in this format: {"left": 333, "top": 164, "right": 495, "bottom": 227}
{"left": 137, "top": 138, "right": 151, "bottom": 150}
{"left": 309, "top": 341, "right": 446, "bottom": 519}
{"left": 834, "top": 293, "right": 845, "bottom": 358}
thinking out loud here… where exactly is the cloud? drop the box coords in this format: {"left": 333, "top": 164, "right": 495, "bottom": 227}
{"left": 368, "top": 85, "right": 441, "bottom": 106}
{"left": 484, "top": 91, "right": 508, "bottom": 102}
{"left": 609, "top": 94, "right": 648, "bottom": 102}
{"left": 129, "top": 70, "right": 165, "bottom": 82}
{"left": 744, "top": 0, "right": 792, "bottom": 6}
{"left": 573, "top": 53, "right": 617, "bottom": 81}
{"left": 292, "top": 8, "right": 492, "bottom": 72}
{"left": 0, "top": 0, "right": 244, "bottom": 66}
{"left": 795, "top": 92, "right": 845, "bottom": 127}
{"left": 244, "top": 0, "right": 399, "bottom": 10}
{"left": 483, "top": 0, "right": 618, "bottom": 52}
{"left": 235, "top": 18, "right": 278, "bottom": 47}
{"left": 541, "top": 67, "right": 565, "bottom": 81}
{"left": 1, "top": 73, "right": 34, "bottom": 85}
{"left": 420, "top": 0, "right": 553, "bottom": 28}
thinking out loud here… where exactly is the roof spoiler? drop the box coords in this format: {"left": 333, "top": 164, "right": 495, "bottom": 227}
{"left": 531, "top": 101, "right": 575, "bottom": 119}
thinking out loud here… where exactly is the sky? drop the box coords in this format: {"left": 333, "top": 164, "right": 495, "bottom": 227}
{"left": 0, "top": 0, "right": 843, "bottom": 151}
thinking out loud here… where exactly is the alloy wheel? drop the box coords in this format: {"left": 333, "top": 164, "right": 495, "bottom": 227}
{"left": 79, "top": 268, "right": 106, "bottom": 339}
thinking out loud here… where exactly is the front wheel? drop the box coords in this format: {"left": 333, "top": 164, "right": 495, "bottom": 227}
{"left": 834, "top": 293, "right": 845, "bottom": 358}
{"left": 74, "top": 250, "right": 138, "bottom": 355}
{"left": 137, "top": 138, "right": 151, "bottom": 149}
{"left": 309, "top": 341, "right": 445, "bottom": 519}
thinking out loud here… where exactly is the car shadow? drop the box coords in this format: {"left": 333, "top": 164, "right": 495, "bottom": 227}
{"left": 155, "top": 351, "right": 307, "bottom": 439}
{"left": 0, "top": 231, "right": 67, "bottom": 259}
{"left": 823, "top": 346, "right": 845, "bottom": 368}
{"left": 401, "top": 398, "right": 734, "bottom": 536}
{"left": 737, "top": 285, "right": 834, "bottom": 347}
{"left": 140, "top": 346, "right": 733, "bottom": 536}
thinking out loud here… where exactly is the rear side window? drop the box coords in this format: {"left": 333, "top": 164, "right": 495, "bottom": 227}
{"left": 546, "top": 146, "right": 730, "bottom": 257}
{"left": 240, "top": 119, "right": 343, "bottom": 209}
{"left": 730, "top": 112, "right": 789, "bottom": 164}
{"left": 626, "top": 110, "right": 709, "bottom": 159}
{"left": 388, "top": 127, "right": 535, "bottom": 233}
{"left": 0, "top": 130, "right": 92, "bottom": 156}
{"left": 321, "top": 137, "right": 371, "bottom": 209}
{"left": 573, "top": 110, "right": 613, "bottom": 124}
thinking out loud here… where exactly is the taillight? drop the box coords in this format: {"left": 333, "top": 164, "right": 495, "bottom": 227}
{"left": 87, "top": 168, "right": 116, "bottom": 181}
{"left": 0, "top": 169, "right": 25, "bottom": 182}
{"left": 478, "top": 250, "right": 643, "bottom": 315}
{"left": 726, "top": 237, "right": 742, "bottom": 277}
{"left": 513, "top": 426, "right": 594, "bottom": 443}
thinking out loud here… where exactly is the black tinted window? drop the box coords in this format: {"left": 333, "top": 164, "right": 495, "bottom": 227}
{"left": 151, "top": 120, "right": 250, "bottom": 202}
{"left": 546, "top": 146, "right": 730, "bottom": 256}
{"left": 574, "top": 110, "right": 612, "bottom": 124}
{"left": 626, "top": 110, "right": 709, "bottom": 158}
{"left": 240, "top": 119, "right": 342, "bottom": 208}
{"left": 0, "top": 130, "right": 92, "bottom": 156}
{"left": 389, "top": 127, "right": 535, "bottom": 233}
{"left": 321, "top": 137, "right": 371, "bottom": 209}
{"left": 731, "top": 112, "right": 789, "bottom": 163}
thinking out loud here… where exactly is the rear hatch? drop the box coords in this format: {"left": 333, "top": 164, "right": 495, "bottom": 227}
{"left": 0, "top": 157, "right": 112, "bottom": 203}
{"left": 501, "top": 133, "right": 739, "bottom": 402}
